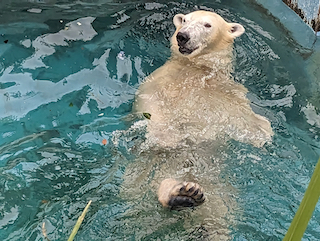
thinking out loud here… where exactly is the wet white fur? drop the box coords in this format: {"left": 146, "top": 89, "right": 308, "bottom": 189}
{"left": 134, "top": 10, "right": 273, "bottom": 148}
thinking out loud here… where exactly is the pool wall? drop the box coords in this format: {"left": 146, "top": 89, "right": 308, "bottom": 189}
{"left": 283, "top": 0, "right": 320, "bottom": 32}
{"left": 253, "top": 0, "right": 318, "bottom": 49}
{"left": 254, "top": 0, "right": 320, "bottom": 113}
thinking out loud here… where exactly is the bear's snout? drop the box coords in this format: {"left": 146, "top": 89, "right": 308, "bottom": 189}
{"left": 176, "top": 32, "right": 190, "bottom": 46}
{"left": 176, "top": 32, "right": 197, "bottom": 55}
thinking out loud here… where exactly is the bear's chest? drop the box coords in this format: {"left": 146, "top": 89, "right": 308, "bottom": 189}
{"left": 149, "top": 78, "right": 248, "bottom": 125}
{"left": 154, "top": 78, "right": 244, "bottom": 106}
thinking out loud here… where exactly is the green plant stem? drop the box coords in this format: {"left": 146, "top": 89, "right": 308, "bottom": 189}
{"left": 283, "top": 158, "right": 320, "bottom": 241}
{"left": 67, "top": 200, "right": 92, "bottom": 241}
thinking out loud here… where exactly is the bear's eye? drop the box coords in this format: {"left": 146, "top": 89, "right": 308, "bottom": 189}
{"left": 183, "top": 19, "right": 186, "bottom": 23}
{"left": 204, "top": 23, "right": 211, "bottom": 28}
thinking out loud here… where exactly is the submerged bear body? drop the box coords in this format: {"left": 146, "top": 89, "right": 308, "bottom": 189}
{"left": 119, "top": 10, "right": 273, "bottom": 239}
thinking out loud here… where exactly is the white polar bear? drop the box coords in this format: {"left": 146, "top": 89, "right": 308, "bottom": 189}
{"left": 133, "top": 10, "right": 273, "bottom": 208}
{"left": 121, "top": 10, "right": 273, "bottom": 239}
{"left": 134, "top": 10, "right": 273, "bottom": 149}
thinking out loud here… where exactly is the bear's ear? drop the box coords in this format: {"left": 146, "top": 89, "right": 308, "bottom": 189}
{"left": 228, "top": 23, "right": 245, "bottom": 38}
{"left": 173, "top": 14, "right": 185, "bottom": 28}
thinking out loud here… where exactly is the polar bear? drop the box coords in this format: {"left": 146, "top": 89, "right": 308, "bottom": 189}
{"left": 133, "top": 10, "right": 273, "bottom": 209}
{"left": 119, "top": 10, "right": 273, "bottom": 239}
{"left": 134, "top": 10, "right": 272, "bottom": 149}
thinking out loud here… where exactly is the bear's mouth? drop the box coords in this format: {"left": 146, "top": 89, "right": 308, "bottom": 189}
{"left": 179, "top": 46, "right": 198, "bottom": 55}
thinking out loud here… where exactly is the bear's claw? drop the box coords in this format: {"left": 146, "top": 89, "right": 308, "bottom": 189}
{"left": 158, "top": 179, "right": 205, "bottom": 209}
{"left": 170, "top": 182, "right": 205, "bottom": 209}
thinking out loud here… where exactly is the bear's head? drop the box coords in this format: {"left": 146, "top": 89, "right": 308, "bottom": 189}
{"left": 171, "top": 10, "right": 245, "bottom": 58}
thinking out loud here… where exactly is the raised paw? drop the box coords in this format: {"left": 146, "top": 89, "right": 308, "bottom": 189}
{"left": 158, "top": 178, "right": 205, "bottom": 209}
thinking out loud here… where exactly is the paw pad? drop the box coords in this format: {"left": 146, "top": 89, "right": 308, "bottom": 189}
{"left": 169, "top": 182, "right": 205, "bottom": 209}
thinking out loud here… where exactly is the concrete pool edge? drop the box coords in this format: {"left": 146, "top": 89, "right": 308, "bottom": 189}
{"left": 253, "top": 0, "right": 320, "bottom": 106}
{"left": 253, "top": 0, "right": 317, "bottom": 49}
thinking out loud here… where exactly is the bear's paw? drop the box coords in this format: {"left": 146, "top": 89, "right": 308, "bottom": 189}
{"left": 158, "top": 179, "right": 205, "bottom": 209}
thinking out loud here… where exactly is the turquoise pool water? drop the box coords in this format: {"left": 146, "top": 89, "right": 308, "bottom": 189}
{"left": 1, "top": 0, "right": 320, "bottom": 240}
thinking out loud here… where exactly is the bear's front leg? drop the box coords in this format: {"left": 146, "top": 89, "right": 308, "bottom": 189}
{"left": 158, "top": 178, "right": 205, "bottom": 209}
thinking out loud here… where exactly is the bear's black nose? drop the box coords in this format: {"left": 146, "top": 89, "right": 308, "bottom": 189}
{"left": 176, "top": 32, "right": 190, "bottom": 46}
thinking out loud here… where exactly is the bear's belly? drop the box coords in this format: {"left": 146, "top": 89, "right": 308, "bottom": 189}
{"left": 136, "top": 83, "right": 272, "bottom": 148}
